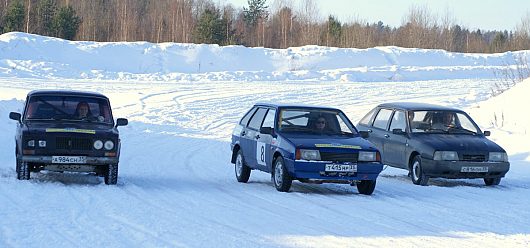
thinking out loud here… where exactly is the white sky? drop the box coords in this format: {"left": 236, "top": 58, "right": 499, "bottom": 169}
{"left": 222, "top": 0, "right": 530, "bottom": 31}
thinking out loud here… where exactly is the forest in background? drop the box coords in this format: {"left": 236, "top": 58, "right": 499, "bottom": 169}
{"left": 1, "top": 0, "right": 529, "bottom": 53}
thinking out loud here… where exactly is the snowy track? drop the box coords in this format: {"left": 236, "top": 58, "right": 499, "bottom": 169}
{"left": 1, "top": 78, "right": 529, "bottom": 247}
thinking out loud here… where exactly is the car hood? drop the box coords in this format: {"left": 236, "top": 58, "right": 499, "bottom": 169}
{"left": 413, "top": 134, "right": 505, "bottom": 152}
{"left": 24, "top": 121, "right": 117, "bottom": 135}
{"left": 281, "top": 133, "right": 378, "bottom": 151}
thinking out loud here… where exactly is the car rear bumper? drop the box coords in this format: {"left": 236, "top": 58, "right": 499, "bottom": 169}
{"left": 421, "top": 158, "right": 509, "bottom": 179}
{"left": 289, "top": 159, "right": 383, "bottom": 181}
{"left": 20, "top": 155, "right": 119, "bottom": 165}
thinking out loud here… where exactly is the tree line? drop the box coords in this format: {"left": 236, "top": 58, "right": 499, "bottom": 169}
{"left": 1, "top": 0, "right": 529, "bottom": 53}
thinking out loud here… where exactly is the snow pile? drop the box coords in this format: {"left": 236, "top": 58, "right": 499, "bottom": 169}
{"left": 467, "top": 78, "right": 530, "bottom": 158}
{"left": 1, "top": 32, "right": 529, "bottom": 82}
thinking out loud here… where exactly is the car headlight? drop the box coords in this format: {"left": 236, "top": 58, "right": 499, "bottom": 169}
{"left": 433, "top": 151, "right": 459, "bottom": 161}
{"left": 27, "top": 140, "right": 35, "bottom": 147}
{"left": 38, "top": 140, "right": 46, "bottom": 147}
{"left": 104, "top": 140, "right": 115, "bottom": 150}
{"left": 489, "top": 152, "right": 508, "bottom": 162}
{"left": 93, "top": 140, "right": 103, "bottom": 150}
{"left": 358, "top": 151, "right": 379, "bottom": 162}
{"left": 297, "top": 149, "right": 321, "bottom": 161}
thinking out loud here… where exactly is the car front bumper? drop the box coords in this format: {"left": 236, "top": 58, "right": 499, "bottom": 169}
{"left": 421, "top": 158, "right": 509, "bottom": 179}
{"left": 20, "top": 155, "right": 119, "bottom": 165}
{"left": 287, "top": 159, "right": 384, "bottom": 181}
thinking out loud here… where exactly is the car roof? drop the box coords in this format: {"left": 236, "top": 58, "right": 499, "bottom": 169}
{"left": 254, "top": 102, "right": 341, "bottom": 111}
{"left": 27, "top": 90, "right": 109, "bottom": 99}
{"left": 377, "top": 102, "right": 462, "bottom": 112}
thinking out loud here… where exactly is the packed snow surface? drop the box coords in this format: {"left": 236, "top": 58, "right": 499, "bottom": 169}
{"left": 0, "top": 33, "right": 529, "bottom": 247}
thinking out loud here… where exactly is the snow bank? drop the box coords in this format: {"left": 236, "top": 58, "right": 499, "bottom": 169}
{"left": 467, "top": 78, "right": 530, "bottom": 158}
{"left": 1, "top": 32, "right": 529, "bottom": 82}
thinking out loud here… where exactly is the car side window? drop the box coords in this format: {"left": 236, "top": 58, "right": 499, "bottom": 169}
{"left": 248, "top": 108, "right": 268, "bottom": 130}
{"left": 261, "top": 109, "right": 276, "bottom": 128}
{"left": 372, "top": 108, "right": 393, "bottom": 130}
{"left": 359, "top": 108, "right": 377, "bottom": 126}
{"left": 240, "top": 107, "right": 257, "bottom": 126}
{"left": 389, "top": 110, "right": 407, "bottom": 132}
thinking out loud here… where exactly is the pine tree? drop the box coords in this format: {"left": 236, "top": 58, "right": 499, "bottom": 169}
{"left": 243, "top": 0, "right": 268, "bottom": 27}
{"left": 325, "top": 15, "right": 342, "bottom": 47}
{"left": 194, "top": 8, "right": 227, "bottom": 45}
{"left": 52, "top": 6, "right": 81, "bottom": 40}
{"left": 3, "top": 0, "right": 25, "bottom": 33}
{"left": 37, "top": 0, "right": 57, "bottom": 36}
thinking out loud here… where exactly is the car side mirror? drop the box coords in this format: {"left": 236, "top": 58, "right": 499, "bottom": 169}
{"left": 260, "top": 127, "right": 273, "bottom": 135}
{"left": 483, "top": 131, "right": 491, "bottom": 136}
{"left": 359, "top": 131, "right": 370, "bottom": 138}
{"left": 392, "top": 128, "right": 406, "bottom": 135}
{"left": 9, "top": 112, "right": 22, "bottom": 123}
{"left": 116, "top": 118, "right": 128, "bottom": 127}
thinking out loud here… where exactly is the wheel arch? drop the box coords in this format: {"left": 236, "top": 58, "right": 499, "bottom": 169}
{"left": 231, "top": 144, "right": 241, "bottom": 164}
{"left": 408, "top": 151, "right": 420, "bottom": 170}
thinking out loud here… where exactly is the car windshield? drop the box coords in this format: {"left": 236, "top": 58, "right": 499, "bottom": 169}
{"left": 24, "top": 95, "right": 113, "bottom": 124}
{"left": 278, "top": 108, "right": 358, "bottom": 136}
{"left": 409, "top": 110, "right": 479, "bottom": 134}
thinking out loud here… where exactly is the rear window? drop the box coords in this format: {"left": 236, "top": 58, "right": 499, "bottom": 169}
{"left": 359, "top": 108, "right": 377, "bottom": 126}
{"left": 24, "top": 95, "right": 113, "bottom": 124}
{"left": 372, "top": 109, "right": 393, "bottom": 130}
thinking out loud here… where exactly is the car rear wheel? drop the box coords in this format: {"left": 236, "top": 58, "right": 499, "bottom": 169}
{"left": 484, "top": 177, "right": 501, "bottom": 186}
{"left": 235, "top": 150, "right": 251, "bottom": 183}
{"left": 104, "top": 164, "right": 118, "bottom": 185}
{"left": 16, "top": 160, "right": 30, "bottom": 180}
{"left": 272, "top": 156, "right": 292, "bottom": 192}
{"left": 411, "top": 155, "right": 429, "bottom": 186}
{"left": 357, "top": 180, "right": 376, "bottom": 195}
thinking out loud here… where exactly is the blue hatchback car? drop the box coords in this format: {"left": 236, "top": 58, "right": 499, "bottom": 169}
{"left": 230, "top": 103, "right": 384, "bottom": 195}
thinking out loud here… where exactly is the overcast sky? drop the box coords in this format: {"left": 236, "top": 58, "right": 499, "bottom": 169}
{"left": 222, "top": 0, "right": 530, "bottom": 31}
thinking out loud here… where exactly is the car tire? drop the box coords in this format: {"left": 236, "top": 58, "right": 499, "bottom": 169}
{"left": 104, "top": 164, "right": 118, "bottom": 185}
{"left": 16, "top": 160, "right": 30, "bottom": 180}
{"left": 484, "top": 177, "right": 501, "bottom": 186}
{"left": 235, "top": 150, "right": 251, "bottom": 183}
{"left": 411, "top": 155, "right": 429, "bottom": 186}
{"left": 357, "top": 180, "right": 376, "bottom": 195}
{"left": 272, "top": 156, "right": 292, "bottom": 192}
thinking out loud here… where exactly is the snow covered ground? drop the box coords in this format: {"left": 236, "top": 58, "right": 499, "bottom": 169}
{"left": 0, "top": 33, "right": 529, "bottom": 247}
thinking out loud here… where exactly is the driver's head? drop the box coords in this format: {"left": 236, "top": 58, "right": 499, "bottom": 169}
{"left": 76, "top": 102, "right": 90, "bottom": 117}
{"left": 443, "top": 112, "right": 453, "bottom": 124}
{"left": 315, "top": 117, "right": 326, "bottom": 131}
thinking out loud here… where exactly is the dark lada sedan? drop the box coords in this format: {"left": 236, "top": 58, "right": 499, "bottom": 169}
{"left": 9, "top": 90, "right": 128, "bottom": 185}
{"left": 357, "top": 102, "right": 509, "bottom": 186}
{"left": 230, "top": 103, "right": 383, "bottom": 195}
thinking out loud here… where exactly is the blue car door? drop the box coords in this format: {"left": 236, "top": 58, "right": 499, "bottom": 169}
{"left": 245, "top": 107, "right": 268, "bottom": 168}
{"left": 256, "top": 108, "right": 276, "bottom": 172}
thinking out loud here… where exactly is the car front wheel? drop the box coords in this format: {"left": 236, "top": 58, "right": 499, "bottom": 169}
{"left": 16, "top": 160, "right": 30, "bottom": 180}
{"left": 484, "top": 177, "right": 501, "bottom": 186}
{"left": 272, "top": 156, "right": 292, "bottom": 192}
{"left": 235, "top": 150, "right": 251, "bottom": 183}
{"left": 357, "top": 180, "right": 376, "bottom": 195}
{"left": 411, "top": 155, "right": 429, "bottom": 186}
{"left": 104, "top": 163, "right": 118, "bottom": 185}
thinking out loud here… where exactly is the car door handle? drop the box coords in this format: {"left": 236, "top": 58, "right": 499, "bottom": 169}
{"left": 384, "top": 134, "right": 390, "bottom": 138}
{"left": 255, "top": 134, "right": 260, "bottom": 139}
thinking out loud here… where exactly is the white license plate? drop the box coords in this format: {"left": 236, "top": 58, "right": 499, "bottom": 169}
{"left": 461, "top": 166, "right": 488, "bottom": 173}
{"left": 52, "top": 156, "right": 87, "bottom": 164}
{"left": 325, "top": 164, "right": 357, "bottom": 172}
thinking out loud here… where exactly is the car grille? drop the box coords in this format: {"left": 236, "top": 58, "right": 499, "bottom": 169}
{"left": 462, "top": 154, "right": 486, "bottom": 162}
{"left": 56, "top": 137, "right": 92, "bottom": 151}
{"left": 320, "top": 152, "right": 358, "bottom": 163}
